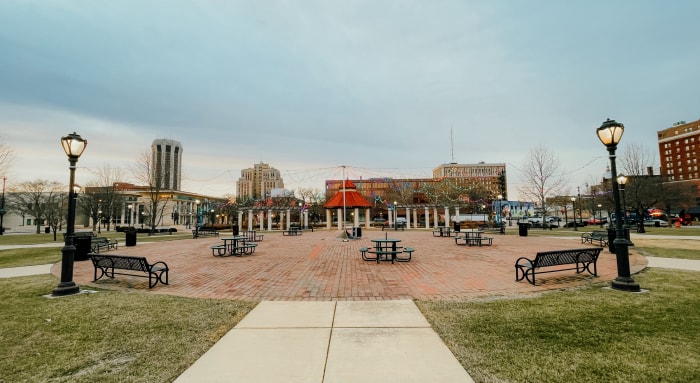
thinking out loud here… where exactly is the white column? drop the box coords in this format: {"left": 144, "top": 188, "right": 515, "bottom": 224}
{"left": 424, "top": 207, "right": 430, "bottom": 228}
{"left": 405, "top": 207, "right": 411, "bottom": 228}
{"left": 326, "top": 210, "right": 332, "bottom": 230}
{"left": 353, "top": 208, "right": 359, "bottom": 227}
{"left": 455, "top": 207, "right": 460, "bottom": 228}
{"left": 286, "top": 209, "right": 291, "bottom": 229}
{"left": 388, "top": 208, "right": 394, "bottom": 227}
{"left": 266, "top": 210, "right": 272, "bottom": 231}
{"left": 259, "top": 211, "right": 265, "bottom": 231}
{"left": 237, "top": 211, "right": 243, "bottom": 227}
{"left": 444, "top": 207, "right": 449, "bottom": 227}
{"left": 365, "top": 208, "right": 371, "bottom": 229}
{"left": 433, "top": 207, "right": 439, "bottom": 228}
{"left": 337, "top": 208, "right": 342, "bottom": 230}
{"left": 247, "top": 210, "right": 253, "bottom": 231}
{"left": 303, "top": 211, "right": 309, "bottom": 228}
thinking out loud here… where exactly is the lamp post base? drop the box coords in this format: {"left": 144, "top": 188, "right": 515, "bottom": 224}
{"left": 611, "top": 277, "right": 641, "bottom": 292}
{"left": 52, "top": 282, "right": 80, "bottom": 296}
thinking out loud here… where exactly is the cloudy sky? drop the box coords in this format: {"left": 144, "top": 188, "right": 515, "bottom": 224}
{"left": 1, "top": 1, "right": 698, "bottom": 199}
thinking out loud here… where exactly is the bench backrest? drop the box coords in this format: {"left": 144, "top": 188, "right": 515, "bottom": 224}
{"left": 93, "top": 237, "right": 108, "bottom": 244}
{"left": 534, "top": 248, "right": 602, "bottom": 268}
{"left": 91, "top": 254, "right": 150, "bottom": 272}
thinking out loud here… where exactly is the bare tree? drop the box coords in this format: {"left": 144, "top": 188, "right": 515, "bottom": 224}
{"left": 7, "top": 179, "right": 64, "bottom": 233}
{"left": 80, "top": 165, "right": 125, "bottom": 231}
{"left": 45, "top": 192, "right": 67, "bottom": 240}
{"left": 130, "top": 151, "right": 171, "bottom": 233}
{"left": 0, "top": 136, "right": 15, "bottom": 177}
{"left": 520, "top": 145, "right": 568, "bottom": 229}
{"left": 619, "top": 143, "right": 664, "bottom": 233}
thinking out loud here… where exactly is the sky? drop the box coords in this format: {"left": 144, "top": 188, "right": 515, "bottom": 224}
{"left": 0, "top": 1, "right": 698, "bottom": 200}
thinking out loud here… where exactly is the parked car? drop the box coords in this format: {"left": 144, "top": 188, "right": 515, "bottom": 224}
{"left": 586, "top": 217, "right": 607, "bottom": 225}
{"left": 643, "top": 218, "right": 668, "bottom": 227}
{"left": 528, "top": 216, "right": 558, "bottom": 228}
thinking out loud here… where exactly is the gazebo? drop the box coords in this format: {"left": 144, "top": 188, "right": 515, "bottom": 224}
{"left": 323, "top": 180, "right": 372, "bottom": 230}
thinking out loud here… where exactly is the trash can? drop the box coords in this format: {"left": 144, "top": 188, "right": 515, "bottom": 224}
{"left": 518, "top": 222, "right": 528, "bottom": 237}
{"left": 73, "top": 232, "right": 93, "bottom": 261}
{"left": 353, "top": 226, "right": 362, "bottom": 238}
{"left": 125, "top": 227, "right": 137, "bottom": 247}
{"left": 453, "top": 222, "right": 460, "bottom": 233}
{"left": 232, "top": 224, "right": 239, "bottom": 236}
{"left": 45, "top": 227, "right": 50, "bottom": 233}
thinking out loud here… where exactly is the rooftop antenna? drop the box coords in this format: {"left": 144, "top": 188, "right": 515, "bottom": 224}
{"left": 450, "top": 127, "right": 456, "bottom": 164}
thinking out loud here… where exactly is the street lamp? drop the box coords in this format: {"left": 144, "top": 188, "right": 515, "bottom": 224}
{"left": 571, "top": 197, "right": 577, "bottom": 231}
{"left": 52, "top": 132, "right": 87, "bottom": 296}
{"left": 597, "top": 204, "right": 603, "bottom": 228}
{"left": 394, "top": 201, "right": 398, "bottom": 230}
{"left": 0, "top": 176, "right": 6, "bottom": 235}
{"left": 128, "top": 204, "right": 133, "bottom": 227}
{"left": 496, "top": 194, "right": 503, "bottom": 226}
{"left": 617, "top": 174, "right": 628, "bottom": 228}
{"left": 597, "top": 118, "right": 640, "bottom": 292}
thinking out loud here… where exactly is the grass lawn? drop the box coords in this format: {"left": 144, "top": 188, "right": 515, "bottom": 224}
{"left": 0, "top": 275, "right": 256, "bottom": 383}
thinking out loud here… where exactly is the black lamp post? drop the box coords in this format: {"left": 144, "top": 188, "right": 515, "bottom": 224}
{"left": 617, "top": 175, "right": 628, "bottom": 228}
{"left": 0, "top": 176, "right": 6, "bottom": 235}
{"left": 598, "top": 204, "right": 603, "bottom": 228}
{"left": 571, "top": 197, "right": 577, "bottom": 231}
{"left": 597, "top": 118, "right": 640, "bottom": 292}
{"left": 52, "top": 132, "right": 87, "bottom": 297}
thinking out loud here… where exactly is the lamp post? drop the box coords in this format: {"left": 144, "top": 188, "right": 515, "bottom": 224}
{"left": 571, "top": 197, "right": 577, "bottom": 231}
{"left": 597, "top": 118, "right": 640, "bottom": 292}
{"left": 598, "top": 204, "right": 603, "bottom": 228}
{"left": 617, "top": 175, "right": 628, "bottom": 228}
{"left": 496, "top": 194, "right": 503, "bottom": 226}
{"left": 0, "top": 176, "right": 6, "bottom": 235}
{"left": 52, "top": 132, "right": 87, "bottom": 296}
{"left": 394, "top": 201, "right": 398, "bottom": 231}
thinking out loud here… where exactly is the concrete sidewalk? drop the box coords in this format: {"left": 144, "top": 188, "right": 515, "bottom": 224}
{"left": 174, "top": 300, "right": 474, "bottom": 383}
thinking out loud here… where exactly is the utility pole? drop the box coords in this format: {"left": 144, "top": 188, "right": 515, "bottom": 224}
{"left": 0, "top": 176, "right": 6, "bottom": 235}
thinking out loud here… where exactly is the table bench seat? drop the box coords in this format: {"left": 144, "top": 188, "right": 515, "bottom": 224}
{"left": 515, "top": 248, "right": 602, "bottom": 285}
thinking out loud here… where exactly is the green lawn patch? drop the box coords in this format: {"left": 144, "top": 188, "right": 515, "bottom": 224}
{"left": 0, "top": 275, "right": 256, "bottom": 383}
{"left": 417, "top": 269, "right": 700, "bottom": 383}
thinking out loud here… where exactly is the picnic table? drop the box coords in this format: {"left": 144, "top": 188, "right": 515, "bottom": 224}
{"left": 360, "top": 238, "right": 413, "bottom": 263}
{"left": 432, "top": 226, "right": 452, "bottom": 237}
{"left": 454, "top": 230, "right": 493, "bottom": 246}
{"left": 211, "top": 236, "right": 257, "bottom": 256}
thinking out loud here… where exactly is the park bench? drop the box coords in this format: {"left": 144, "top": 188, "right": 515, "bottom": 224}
{"left": 90, "top": 237, "right": 118, "bottom": 253}
{"left": 515, "top": 248, "right": 602, "bottom": 286}
{"left": 192, "top": 227, "right": 220, "bottom": 239}
{"left": 90, "top": 253, "right": 169, "bottom": 288}
{"left": 581, "top": 230, "right": 609, "bottom": 247}
{"left": 283, "top": 228, "right": 302, "bottom": 236}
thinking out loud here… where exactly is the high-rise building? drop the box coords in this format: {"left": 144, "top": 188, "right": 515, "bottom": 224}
{"left": 151, "top": 139, "right": 183, "bottom": 191}
{"left": 658, "top": 118, "right": 700, "bottom": 182}
{"left": 237, "top": 162, "right": 285, "bottom": 200}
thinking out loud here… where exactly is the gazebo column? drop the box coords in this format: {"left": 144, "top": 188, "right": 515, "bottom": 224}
{"left": 326, "top": 209, "right": 332, "bottom": 230}
{"left": 354, "top": 208, "right": 359, "bottom": 227}
{"left": 444, "top": 206, "right": 449, "bottom": 227}
{"left": 248, "top": 209, "right": 253, "bottom": 231}
{"left": 303, "top": 211, "right": 309, "bottom": 228}
{"left": 259, "top": 211, "right": 264, "bottom": 231}
{"left": 405, "top": 207, "right": 411, "bottom": 229}
{"left": 424, "top": 207, "right": 430, "bottom": 228}
{"left": 388, "top": 208, "right": 394, "bottom": 227}
{"left": 433, "top": 207, "right": 439, "bottom": 228}
{"left": 286, "top": 209, "right": 291, "bottom": 230}
{"left": 267, "top": 210, "right": 272, "bottom": 231}
{"left": 337, "top": 208, "right": 342, "bottom": 230}
{"left": 365, "top": 208, "right": 371, "bottom": 229}
{"left": 237, "top": 211, "right": 243, "bottom": 228}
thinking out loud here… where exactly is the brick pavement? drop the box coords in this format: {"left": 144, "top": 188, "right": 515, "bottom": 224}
{"left": 57, "top": 229, "right": 648, "bottom": 301}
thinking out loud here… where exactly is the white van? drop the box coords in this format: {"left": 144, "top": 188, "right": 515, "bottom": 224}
{"left": 396, "top": 217, "right": 407, "bottom": 225}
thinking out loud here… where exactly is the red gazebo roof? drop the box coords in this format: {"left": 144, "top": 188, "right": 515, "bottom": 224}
{"left": 324, "top": 180, "right": 372, "bottom": 209}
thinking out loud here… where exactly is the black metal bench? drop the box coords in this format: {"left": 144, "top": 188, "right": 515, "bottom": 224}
{"left": 581, "top": 230, "right": 609, "bottom": 247}
{"left": 192, "top": 227, "right": 220, "bottom": 239}
{"left": 90, "top": 237, "right": 118, "bottom": 253}
{"left": 479, "top": 225, "right": 506, "bottom": 235}
{"left": 90, "top": 253, "right": 169, "bottom": 288}
{"left": 515, "top": 248, "right": 602, "bottom": 285}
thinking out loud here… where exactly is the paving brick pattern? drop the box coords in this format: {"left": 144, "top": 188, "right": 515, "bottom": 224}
{"left": 60, "top": 229, "right": 647, "bottom": 301}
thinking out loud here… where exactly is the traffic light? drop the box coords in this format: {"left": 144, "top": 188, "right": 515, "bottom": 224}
{"left": 499, "top": 170, "right": 507, "bottom": 200}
